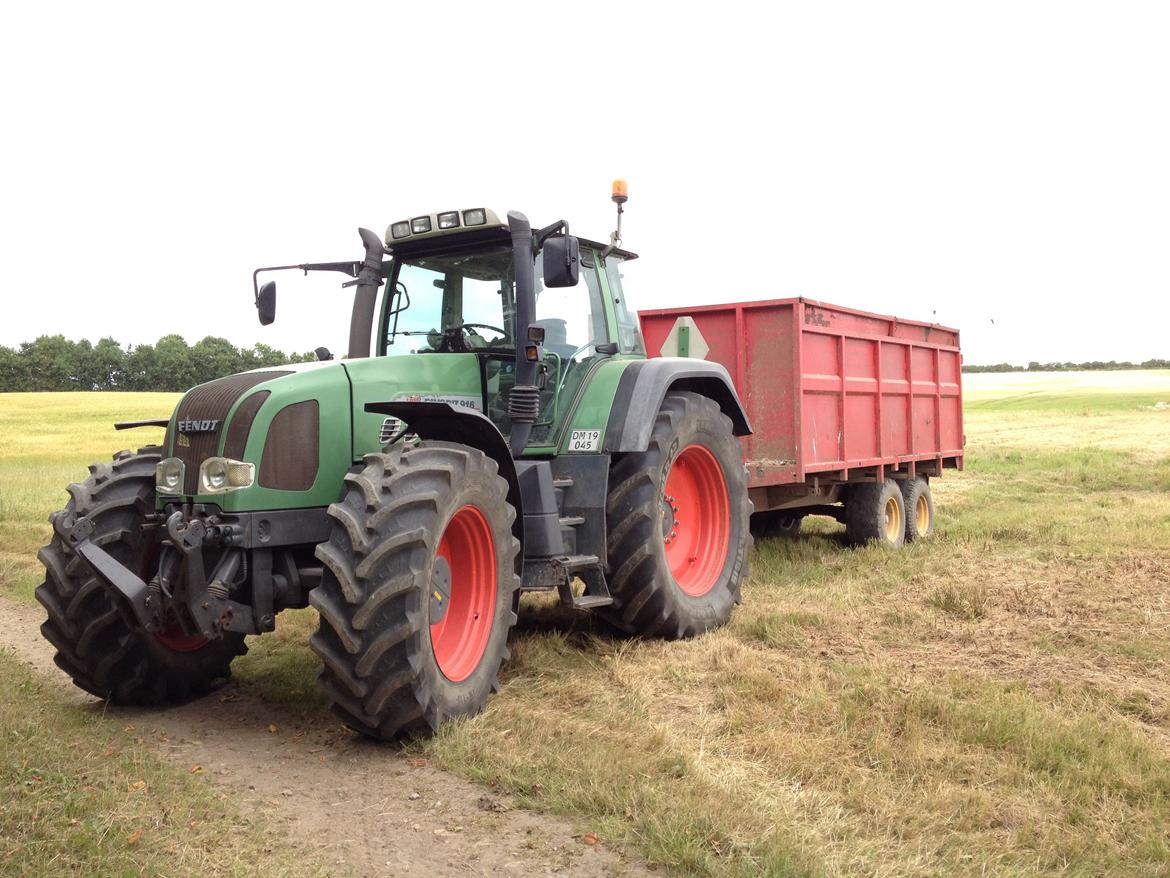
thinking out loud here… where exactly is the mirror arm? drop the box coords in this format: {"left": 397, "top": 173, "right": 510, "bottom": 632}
{"left": 533, "top": 220, "right": 569, "bottom": 252}
{"left": 251, "top": 261, "right": 371, "bottom": 304}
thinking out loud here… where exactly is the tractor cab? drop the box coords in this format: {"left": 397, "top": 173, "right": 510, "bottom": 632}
{"left": 375, "top": 208, "right": 644, "bottom": 448}
{"left": 253, "top": 201, "right": 644, "bottom": 457}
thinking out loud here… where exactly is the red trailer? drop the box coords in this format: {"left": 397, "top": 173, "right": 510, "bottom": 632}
{"left": 639, "top": 297, "right": 964, "bottom": 546}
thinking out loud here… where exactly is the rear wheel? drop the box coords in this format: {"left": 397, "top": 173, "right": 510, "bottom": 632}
{"left": 35, "top": 448, "right": 246, "bottom": 705}
{"left": 310, "top": 441, "right": 520, "bottom": 739}
{"left": 602, "top": 392, "right": 751, "bottom": 639}
{"left": 900, "top": 476, "right": 935, "bottom": 541}
{"left": 844, "top": 479, "right": 906, "bottom": 548}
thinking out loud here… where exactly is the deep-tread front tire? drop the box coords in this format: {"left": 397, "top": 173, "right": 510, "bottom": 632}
{"left": 310, "top": 441, "right": 520, "bottom": 740}
{"left": 900, "top": 476, "right": 935, "bottom": 541}
{"left": 35, "top": 448, "right": 246, "bottom": 705}
{"left": 845, "top": 479, "right": 906, "bottom": 548}
{"left": 602, "top": 392, "right": 751, "bottom": 639}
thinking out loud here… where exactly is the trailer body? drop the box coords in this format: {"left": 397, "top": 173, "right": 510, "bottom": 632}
{"left": 638, "top": 298, "right": 963, "bottom": 514}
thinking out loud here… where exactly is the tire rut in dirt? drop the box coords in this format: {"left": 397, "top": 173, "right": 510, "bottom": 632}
{"left": 310, "top": 441, "right": 520, "bottom": 740}
{"left": 35, "top": 447, "right": 246, "bottom": 705}
{"left": 601, "top": 391, "right": 752, "bottom": 639}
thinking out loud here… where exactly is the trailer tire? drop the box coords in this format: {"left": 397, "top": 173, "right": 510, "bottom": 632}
{"left": 751, "top": 511, "right": 803, "bottom": 539}
{"left": 900, "top": 476, "right": 934, "bottom": 541}
{"left": 35, "top": 447, "right": 246, "bottom": 705}
{"left": 845, "top": 479, "right": 906, "bottom": 548}
{"left": 602, "top": 391, "right": 751, "bottom": 639}
{"left": 310, "top": 441, "right": 520, "bottom": 740}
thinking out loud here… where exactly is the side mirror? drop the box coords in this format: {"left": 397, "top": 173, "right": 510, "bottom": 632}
{"left": 257, "top": 281, "right": 276, "bottom": 326}
{"left": 542, "top": 236, "right": 579, "bottom": 288}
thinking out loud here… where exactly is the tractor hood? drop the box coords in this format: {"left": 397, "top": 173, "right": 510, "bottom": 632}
{"left": 163, "top": 360, "right": 349, "bottom": 509}
{"left": 162, "top": 353, "right": 488, "bottom": 511}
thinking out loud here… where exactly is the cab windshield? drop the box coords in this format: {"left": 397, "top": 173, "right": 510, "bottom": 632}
{"left": 382, "top": 246, "right": 516, "bottom": 355}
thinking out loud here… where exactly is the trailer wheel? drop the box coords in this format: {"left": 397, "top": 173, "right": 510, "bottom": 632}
{"left": 310, "top": 441, "right": 519, "bottom": 740}
{"left": 602, "top": 391, "right": 751, "bottom": 639}
{"left": 845, "top": 479, "right": 906, "bottom": 548}
{"left": 900, "top": 476, "right": 934, "bottom": 541}
{"left": 750, "top": 511, "right": 804, "bottom": 539}
{"left": 35, "top": 447, "right": 246, "bottom": 705}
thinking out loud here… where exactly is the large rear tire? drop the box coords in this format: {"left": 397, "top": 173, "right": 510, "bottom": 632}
{"left": 35, "top": 448, "right": 246, "bottom": 705}
{"left": 310, "top": 441, "right": 520, "bottom": 740}
{"left": 602, "top": 392, "right": 751, "bottom": 639}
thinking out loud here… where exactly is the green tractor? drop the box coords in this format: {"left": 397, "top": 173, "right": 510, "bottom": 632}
{"left": 37, "top": 186, "right": 752, "bottom": 738}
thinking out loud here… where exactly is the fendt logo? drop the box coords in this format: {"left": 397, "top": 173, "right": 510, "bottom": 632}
{"left": 177, "top": 419, "right": 221, "bottom": 434}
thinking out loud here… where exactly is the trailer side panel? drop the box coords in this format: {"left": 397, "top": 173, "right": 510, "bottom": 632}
{"left": 638, "top": 297, "right": 964, "bottom": 497}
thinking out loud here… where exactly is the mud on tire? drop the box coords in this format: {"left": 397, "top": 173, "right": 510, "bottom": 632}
{"left": 310, "top": 441, "right": 520, "bottom": 740}
{"left": 601, "top": 391, "right": 752, "bottom": 639}
{"left": 36, "top": 447, "right": 246, "bottom": 705}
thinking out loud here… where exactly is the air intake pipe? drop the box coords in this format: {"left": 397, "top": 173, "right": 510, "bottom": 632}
{"left": 507, "top": 211, "right": 539, "bottom": 456}
{"left": 347, "top": 228, "right": 387, "bottom": 359}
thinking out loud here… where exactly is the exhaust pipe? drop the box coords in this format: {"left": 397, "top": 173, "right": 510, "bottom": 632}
{"left": 507, "top": 211, "right": 539, "bottom": 455}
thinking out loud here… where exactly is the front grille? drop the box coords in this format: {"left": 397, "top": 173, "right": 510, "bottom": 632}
{"left": 168, "top": 371, "right": 290, "bottom": 493}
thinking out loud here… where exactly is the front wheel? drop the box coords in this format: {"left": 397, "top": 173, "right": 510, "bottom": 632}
{"left": 310, "top": 441, "right": 520, "bottom": 740}
{"left": 602, "top": 392, "right": 751, "bottom": 639}
{"left": 36, "top": 447, "right": 246, "bottom": 704}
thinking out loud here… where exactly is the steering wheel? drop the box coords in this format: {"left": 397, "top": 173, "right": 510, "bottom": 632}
{"left": 452, "top": 322, "right": 506, "bottom": 337}
{"left": 435, "top": 323, "right": 508, "bottom": 353}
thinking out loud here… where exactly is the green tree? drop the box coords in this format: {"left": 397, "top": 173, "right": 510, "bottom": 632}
{"left": 191, "top": 336, "right": 244, "bottom": 386}
{"left": 153, "top": 335, "right": 195, "bottom": 391}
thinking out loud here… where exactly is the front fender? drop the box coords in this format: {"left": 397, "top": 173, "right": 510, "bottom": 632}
{"left": 364, "top": 401, "right": 522, "bottom": 552}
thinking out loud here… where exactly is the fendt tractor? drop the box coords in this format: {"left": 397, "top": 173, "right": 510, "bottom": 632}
{"left": 37, "top": 183, "right": 964, "bottom": 740}
{"left": 37, "top": 184, "right": 753, "bottom": 739}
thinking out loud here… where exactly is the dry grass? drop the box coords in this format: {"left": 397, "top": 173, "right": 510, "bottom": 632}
{"left": 3, "top": 372, "right": 1170, "bottom": 876}
{"left": 0, "top": 650, "right": 324, "bottom": 878}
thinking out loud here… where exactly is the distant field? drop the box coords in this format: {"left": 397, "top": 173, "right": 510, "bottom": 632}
{"left": 2, "top": 372, "right": 1169, "bottom": 876}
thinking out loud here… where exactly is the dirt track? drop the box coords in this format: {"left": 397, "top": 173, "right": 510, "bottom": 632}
{"left": 0, "top": 598, "right": 653, "bottom": 878}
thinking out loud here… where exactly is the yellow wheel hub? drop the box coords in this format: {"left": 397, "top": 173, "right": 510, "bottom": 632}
{"left": 916, "top": 494, "right": 929, "bottom": 533}
{"left": 884, "top": 496, "right": 902, "bottom": 542}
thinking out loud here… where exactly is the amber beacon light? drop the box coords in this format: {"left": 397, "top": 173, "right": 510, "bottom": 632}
{"left": 612, "top": 179, "right": 628, "bottom": 203}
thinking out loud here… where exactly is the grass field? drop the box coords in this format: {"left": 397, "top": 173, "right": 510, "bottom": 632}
{"left": 2, "top": 373, "right": 1169, "bottom": 876}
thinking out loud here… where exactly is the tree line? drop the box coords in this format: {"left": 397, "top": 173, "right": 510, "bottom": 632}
{"left": 963, "top": 359, "right": 1170, "bottom": 373}
{"left": 0, "top": 335, "right": 316, "bottom": 392}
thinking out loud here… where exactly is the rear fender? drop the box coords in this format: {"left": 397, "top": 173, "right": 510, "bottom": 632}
{"left": 363, "top": 401, "right": 523, "bottom": 555}
{"left": 602, "top": 359, "right": 752, "bottom": 453}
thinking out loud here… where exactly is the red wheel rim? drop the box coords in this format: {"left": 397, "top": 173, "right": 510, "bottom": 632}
{"left": 155, "top": 625, "right": 208, "bottom": 653}
{"left": 662, "top": 445, "right": 730, "bottom": 596}
{"left": 430, "top": 505, "right": 497, "bottom": 682}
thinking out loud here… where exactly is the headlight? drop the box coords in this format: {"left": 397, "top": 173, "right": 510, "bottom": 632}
{"left": 155, "top": 458, "right": 185, "bottom": 494}
{"left": 437, "top": 211, "right": 460, "bottom": 229}
{"left": 390, "top": 220, "right": 411, "bottom": 239}
{"left": 410, "top": 215, "right": 432, "bottom": 234}
{"left": 198, "top": 457, "right": 255, "bottom": 494}
{"left": 462, "top": 208, "right": 487, "bottom": 227}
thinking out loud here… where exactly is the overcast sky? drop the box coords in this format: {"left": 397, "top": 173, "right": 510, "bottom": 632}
{"left": 2, "top": 2, "right": 1166, "bottom": 365}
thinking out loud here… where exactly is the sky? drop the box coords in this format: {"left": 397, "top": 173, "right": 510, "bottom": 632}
{"left": 1, "top": 1, "right": 1167, "bottom": 366}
